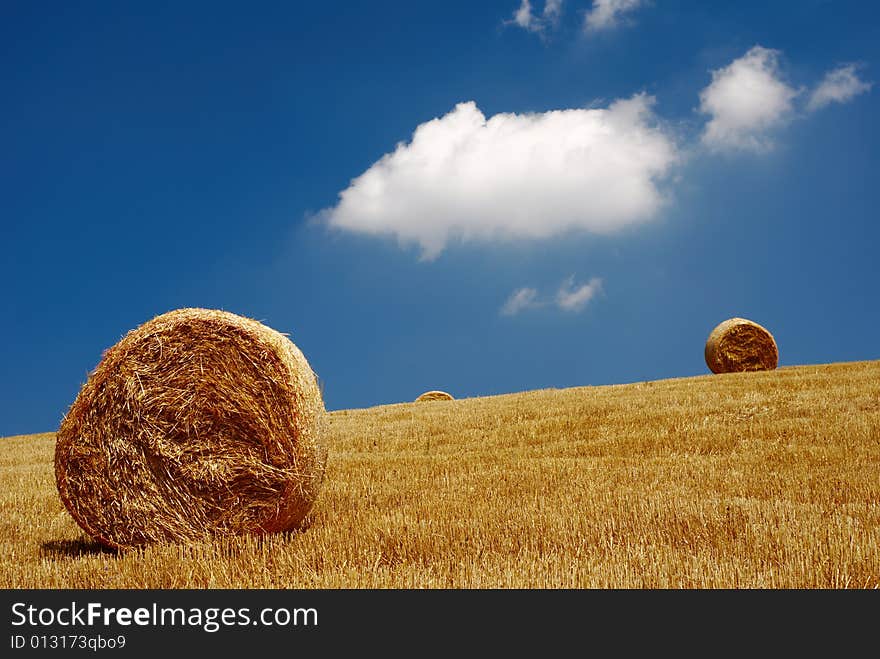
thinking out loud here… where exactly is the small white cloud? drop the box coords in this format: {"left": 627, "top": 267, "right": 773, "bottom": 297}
{"left": 501, "top": 287, "right": 542, "bottom": 316}
{"left": 584, "top": 0, "right": 645, "bottom": 32}
{"left": 512, "top": 0, "right": 536, "bottom": 29}
{"left": 556, "top": 276, "right": 603, "bottom": 312}
{"left": 501, "top": 276, "right": 603, "bottom": 316}
{"left": 698, "top": 46, "right": 799, "bottom": 152}
{"left": 509, "top": 0, "right": 564, "bottom": 34}
{"left": 545, "top": 0, "right": 564, "bottom": 19}
{"left": 807, "top": 64, "right": 872, "bottom": 111}
{"left": 321, "top": 94, "right": 679, "bottom": 260}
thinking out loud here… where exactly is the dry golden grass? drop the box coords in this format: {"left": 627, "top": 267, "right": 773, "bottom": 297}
{"left": 2, "top": 360, "right": 879, "bottom": 588}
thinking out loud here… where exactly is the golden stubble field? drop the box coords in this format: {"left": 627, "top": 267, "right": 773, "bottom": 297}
{"left": 2, "top": 360, "right": 878, "bottom": 588}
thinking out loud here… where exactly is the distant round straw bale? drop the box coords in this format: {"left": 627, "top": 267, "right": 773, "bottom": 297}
{"left": 54, "top": 308, "right": 328, "bottom": 550}
{"left": 415, "top": 390, "right": 454, "bottom": 402}
{"left": 705, "top": 317, "right": 778, "bottom": 374}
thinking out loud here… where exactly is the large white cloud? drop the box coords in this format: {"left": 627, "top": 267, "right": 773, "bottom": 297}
{"left": 807, "top": 64, "right": 872, "bottom": 111}
{"left": 321, "top": 94, "right": 679, "bottom": 259}
{"left": 699, "top": 46, "right": 799, "bottom": 152}
{"left": 584, "top": 0, "right": 646, "bottom": 32}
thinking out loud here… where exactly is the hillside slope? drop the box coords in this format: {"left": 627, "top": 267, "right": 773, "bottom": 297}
{"left": 2, "top": 360, "right": 878, "bottom": 588}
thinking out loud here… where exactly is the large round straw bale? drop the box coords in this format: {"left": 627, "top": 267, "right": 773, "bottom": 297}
{"left": 705, "top": 317, "right": 778, "bottom": 374}
{"left": 415, "top": 390, "right": 454, "bottom": 402}
{"left": 54, "top": 308, "right": 328, "bottom": 550}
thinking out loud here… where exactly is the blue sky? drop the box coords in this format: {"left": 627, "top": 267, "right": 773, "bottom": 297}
{"left": 2, "top": 1, "right": 879, "bottom": 435}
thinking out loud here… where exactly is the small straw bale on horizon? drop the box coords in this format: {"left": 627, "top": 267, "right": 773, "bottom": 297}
{"left": 415, "top": 390, "right": 454, "bottom": 402}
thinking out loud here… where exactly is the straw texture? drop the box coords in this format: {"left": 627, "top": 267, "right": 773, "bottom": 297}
{"left": 54, "top": 308, "right": 327, "bottom": 550}
{"left": 415, "top": 391, "right": 454, "bottom": 402}
{"left": 705, "top": 317, "right": 779, "bottom": 374}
